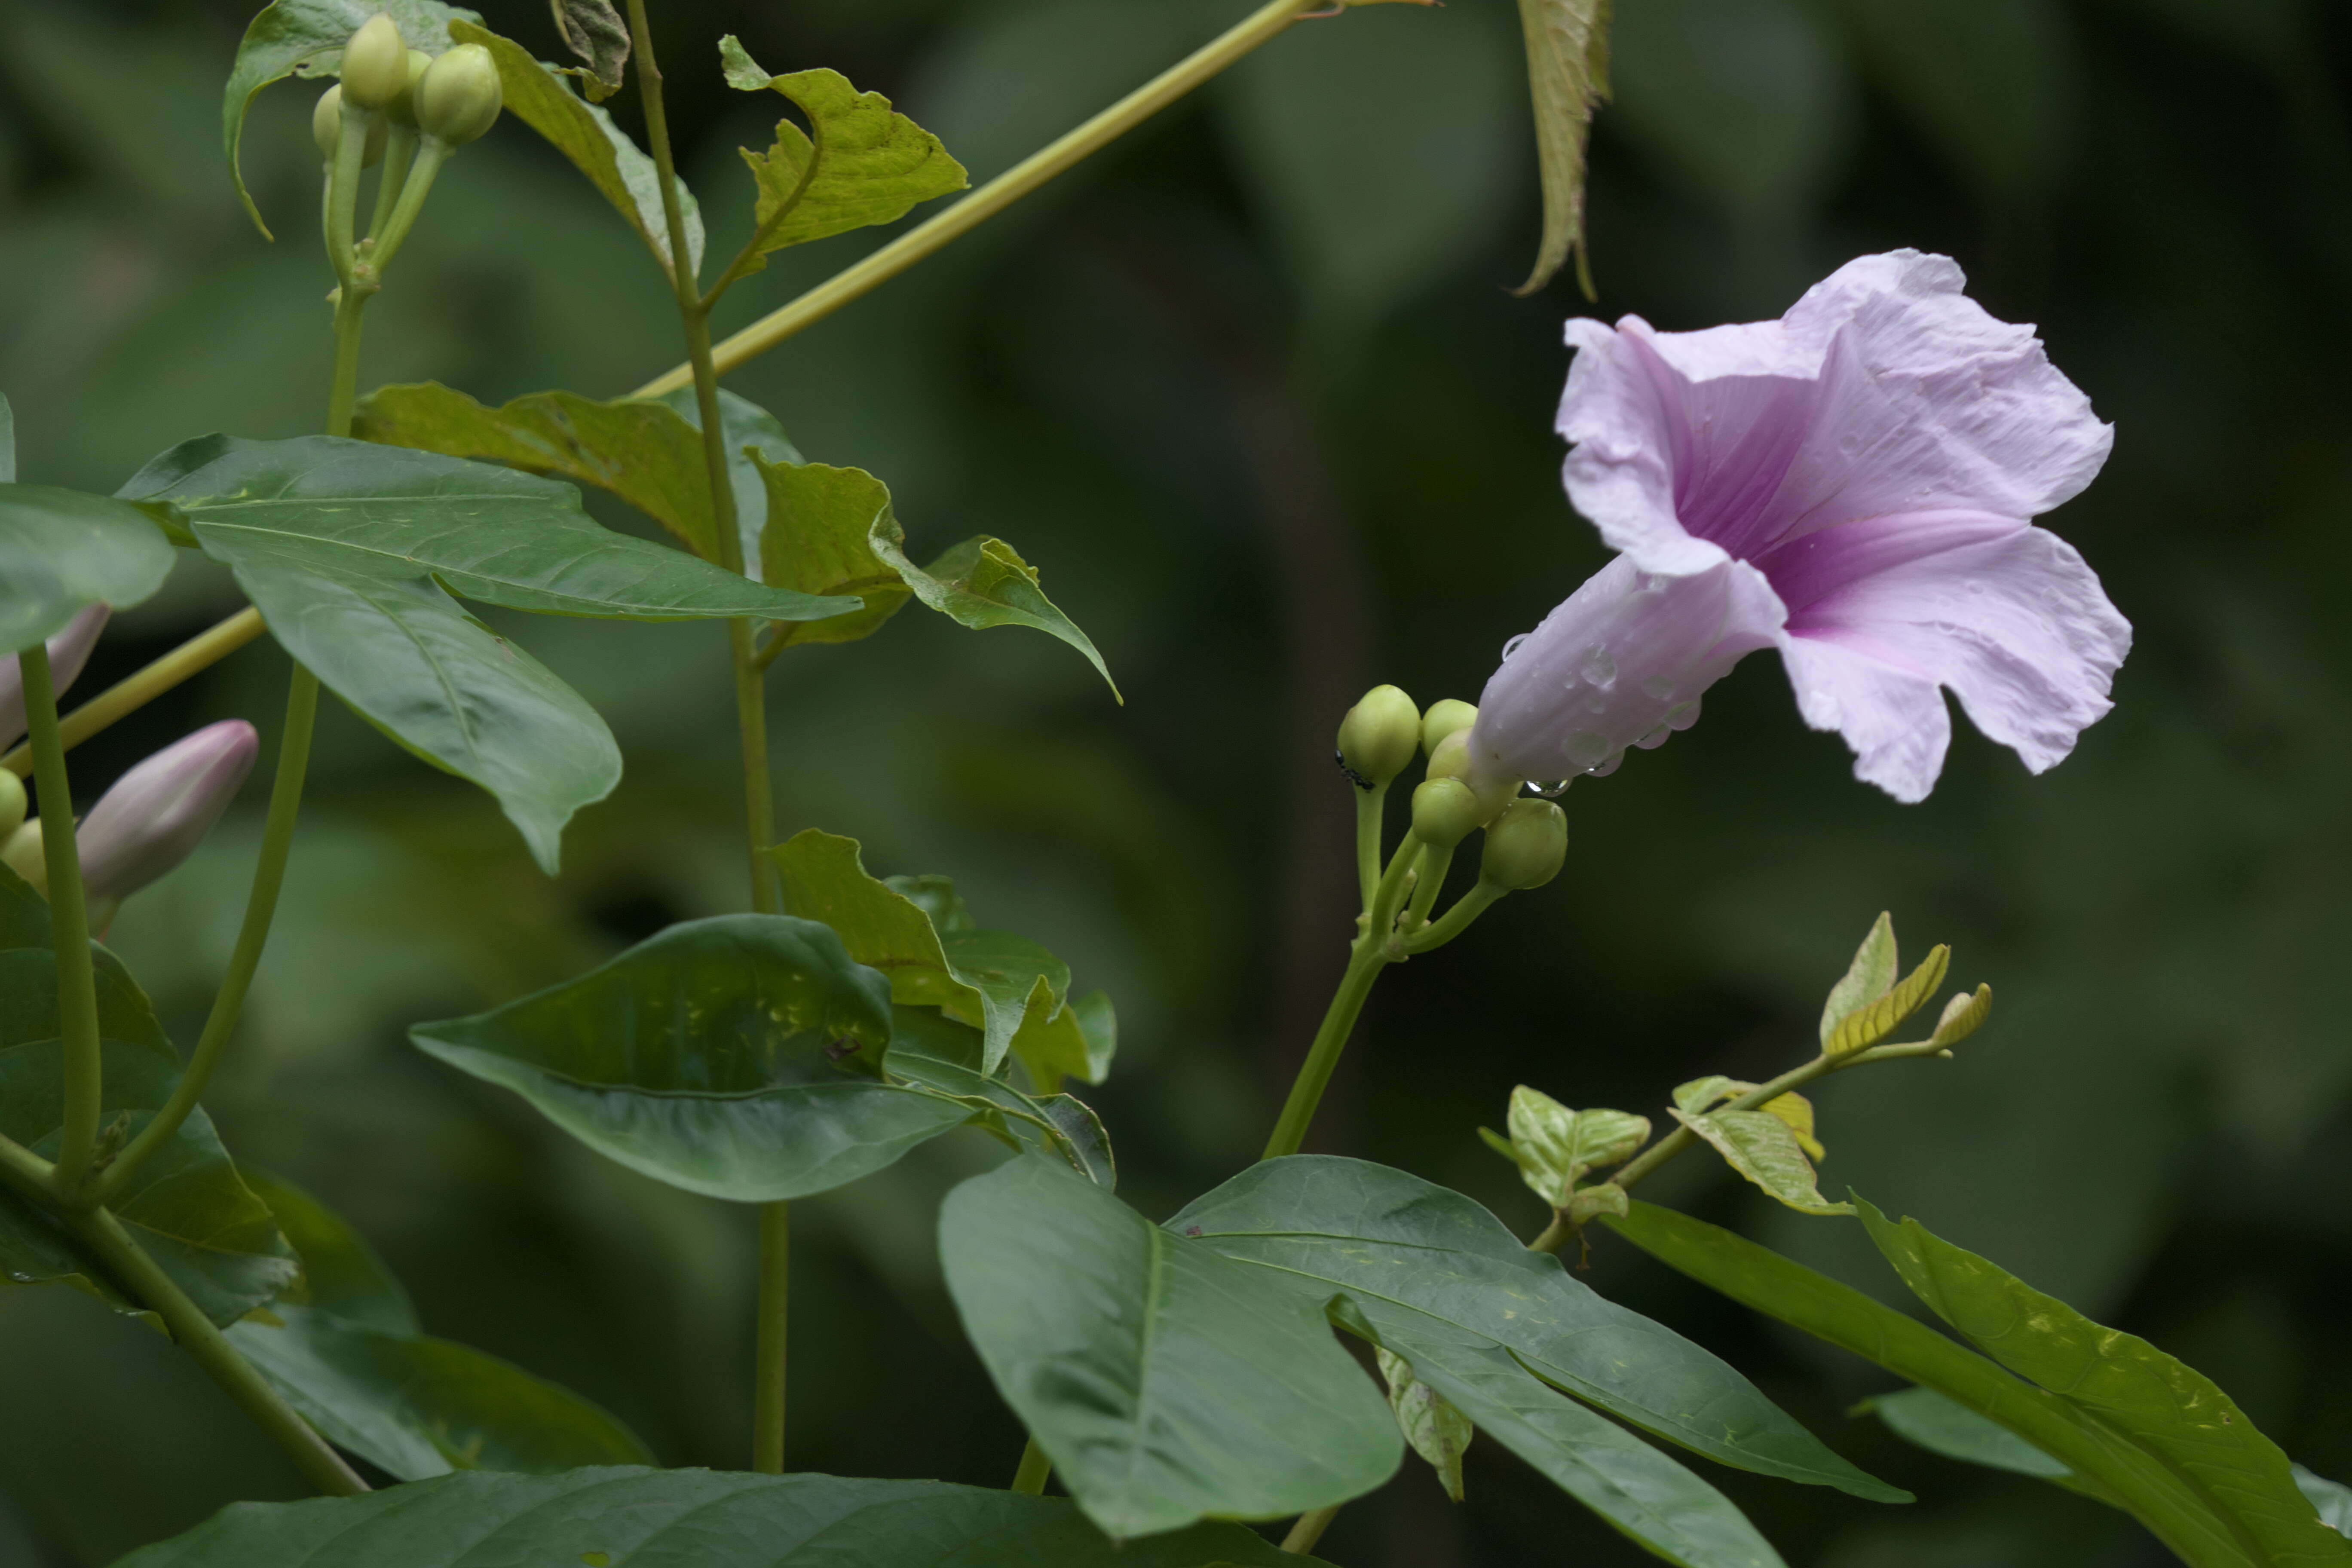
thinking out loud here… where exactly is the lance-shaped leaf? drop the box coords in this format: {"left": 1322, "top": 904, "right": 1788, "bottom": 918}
{"left": 410, "top": 915, "right": 968, "bottom": 1201}
{"left": 222, "top": 0, "right": 479, "bottom": 237}
{"left": 1858, "top": 1197, "right": 2347, "bottom": 1565}
{"left": 769, "top": 830, "right": 1112, "bottom": 1082}
{"left": 0, "top": 484, "right": 174, "bottom": 651}
{"left": 751, "top": 457, "right": 914, "bottom": 649}
{"left": 1669, "top": 1106, "right": 1849, "bottom": 1216}
{"left": 717, "top": 39, "right": 968, "bottom": 275}
{"left": 870, "top": 506, "right": 1118, "bottom": 701}
{"left": 887, "top": 1006, "right": 1114, "bottom": 1187}
{"left": 1606, "top": 1201, "right": 2352, "bottom": 1568}
{"left": 549, "top": 0, "right": 628, "bottom": 100}
{"left": 942, "top": 1155, "right": 1400, "bottom": 1539}
{"left": 1377, "top": 1347, "right": 1473, "bottom": 1503}
{"left": 1170, "top": 1158, "right": 1905, "bottom": 1502}
{"left": 1826, "top": 945, "right": 1949, "bottom": 1057}
{"left": 1860, "top": 1386, "right": 2076, "bottom": 1482}
{"left": 1820, "top": 911, "right": 1899, "bottom": 1044}
{"left": 110, "top": 1468, "right": 1330, "bottom": 1568}
{"left": 451, "top": 20, "right": 703, "bottom": 278}
{"left": 1512, "top": 0, "right": 1612, "bottom": 296}
{"left": 230, "top": 1174, "right": 651, "bottom": 1480}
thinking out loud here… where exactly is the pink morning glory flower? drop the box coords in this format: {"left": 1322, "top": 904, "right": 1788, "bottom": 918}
{"left": 1465, "top": 250, "right": 2130, "bottom": 803}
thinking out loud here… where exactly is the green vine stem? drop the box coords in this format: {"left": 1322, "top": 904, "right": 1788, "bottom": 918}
{"left": 19, "top": 644, "right": 105, "bottom": 1202}
{"left": 1282, "top": 1505, "right": 1342, "bottom": 1554}
{"left": 0, "top": 608, "right": 268, "bottom": 781}
{"left": 64, "top": 1205, "right": 367, "bottom": 1495}
{"left": 625, "top": 0, "right": 795, "bottom": 1474}
{"left": 1010, "top": 1436, "right": 1053, "bottom": 1495}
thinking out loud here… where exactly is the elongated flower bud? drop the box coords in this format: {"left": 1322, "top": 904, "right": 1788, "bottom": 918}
{"left": 1335, "top": 684, "right": 1419, "bottom": 790}
{"left": 1479, "top": 799, "right": 1567, "bottom": 891}
{"left": 0, "top": 772, "right": 24, "bottom": 841}
{"left": 0, "top": 606, "right": 109, "bottom": 752}
{"left": 311, "top": 85, "right": 388, "bottom": 167}
{"left": 386, "top": 48, "right": 432, "bottom": 128}
{"left": 340, "top": 15, "right": 411, "bottom": 111}
{"left": 417, "top": 44, "right": 503, "bottom": 145}
{"left": 75, "top": 721, "right": 259, "bottom": 903}
{"left": 1420, "top": 699, "right": 1477, "bottom": 756}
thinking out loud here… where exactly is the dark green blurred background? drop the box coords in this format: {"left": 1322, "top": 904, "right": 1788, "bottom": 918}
{"left": 2, "top": 0, "right": 2347, "bottom": 1562}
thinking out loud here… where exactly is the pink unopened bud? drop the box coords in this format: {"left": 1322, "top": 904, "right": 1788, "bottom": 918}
{"left": 0, "top": 606, "right": 110, "bottom": 750}
{"left": 76, "top": 720, "right": 259, "bottom": 903}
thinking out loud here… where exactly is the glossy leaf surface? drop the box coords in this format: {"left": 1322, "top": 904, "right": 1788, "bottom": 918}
{"left": 453, "top": 20, "right": 704, "bottom": 277}
{"left": 718, "top": 42, "right": 968, "bottom": 271}
{"left": 112, "top": 1467, "right": 1329, "bottom": 1567}
{"left": 0, "top": 484, "right": 174, "bottom": 651}
{"left": 941, "top": 1155, "right": 1400, "bottom": 1538}
{"left": 410, "top": 916, "right": 968, "bottom": 1201}
{"left": 221, "top": 0, "right": 478, "bottom": 235}
{"left": 1171, "top": 1158, "right": 1902, "bottom": 1501}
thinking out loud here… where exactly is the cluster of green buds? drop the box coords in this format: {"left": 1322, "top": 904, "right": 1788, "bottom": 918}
{"left": 1334, "top": 684, "right": 1567, "bottom": 961}
{"left": 316, "top": 15, "right": 504, "bottom": 301}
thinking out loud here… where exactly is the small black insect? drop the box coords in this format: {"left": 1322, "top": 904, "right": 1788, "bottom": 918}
{"left": 1333, "top": 750, "right": 1374, "bottom": 792}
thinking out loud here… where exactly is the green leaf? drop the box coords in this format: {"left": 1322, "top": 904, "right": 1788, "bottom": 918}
{"left": 1861, "top": 1385, "right": 2075, "bottom": 1480}
{"left": 549, "top": 0, "right": 628, "bottom": 99}
{"left": 450, "top": 20, "right": 703, "bottom": 278}
{"left": 230, "top": 1172, "right": 653, "bottom": 1479}
{"left": 750, "top": 457, "right": 915, "bottom": 650}
{"left": 1857, "top": 1196, "right": 2347, "bottom": 1565}
{"left": 2297, "top": 1467, "right": 2352, "bottom": 1536}
{"left": 1376, "top": 1347, "right": 1472, "bottom": 1503}
{"left": 220, "top": 0, "right": 480, "bottom": 238}
{"left": 943, "top": 1156, "right": 1399, "bottom": 1538}
{"left": 1169, "top": 1158, "right": 1905, "bottom": 1505}
{"left": 1826, "top": 945, "right": 1949, "bottom": 1057}
{"left": 0, "top": 392, "right": 15, "bottom": 482}
{"left": 410, "top": 915, "right": 968, "bottom": 1202}
{"left": 1498, "top": 1085, "right": 1649, "bottom": 1205}
{"left": 1512, "top": 0, "right": 1613, "bottom": 296}
{"left": 716, "top": 42, "right": 968, "bottom": 272}
{"left": 1605, "top": 1200, "right": 2352, "bottom": 1568}
{"left": 1669, "top": 1107, "right": 1851, "bottom": 1216}
{"left": 111, "top": 1467, "right": 1329, "bottom": 1568}
{"left": 664, "top": 387, "right": 804, "bottom": 574}
{"left": 119, "top": 434, "right": 850, "bottom": 623}
{"left": 1819, "top": 911, "right": 1899, "bottom": 1046}
{"left": 0, "top": 484, "right": 175, "bottom": 651}
{"left": 869, "top": 507, "right": 1119, "bottom": 701}
{"left": 886, "top": 1005, "right": 1114, "bottom": 1187}
{"left": 769, "top": 829, "right": 1109, "bottom": 1082}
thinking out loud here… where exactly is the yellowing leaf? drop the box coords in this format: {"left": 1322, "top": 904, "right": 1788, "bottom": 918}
{"left": 1510, "top": 0, "right": 1613, "bottom": 297}
{"left": 1757, "top": 1091, "right": 1825, "bottom": 1162}
{"left": 1820, "top": 911, "right": 1899, "bottom": 1046}
{"left": 1670, "top": 1107, "right": 1852, "bottom": 1216}
{"left": 1827, "top": 944, "right": 1950, "bottom": 1057}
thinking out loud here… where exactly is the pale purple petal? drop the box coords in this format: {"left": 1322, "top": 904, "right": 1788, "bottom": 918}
{"left": 1777, "top": 637, "right": 1951, "bottom": 803}
{"left": 77, "top": 720, "right": 259, "bottom": 902}
{"left": 0, "top": 606, "right": 110, "bottom": 751}
{"left": 1465, "top": 554, "right": 1786, "bottom": 793}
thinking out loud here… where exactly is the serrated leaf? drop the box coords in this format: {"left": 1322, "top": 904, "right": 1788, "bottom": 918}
{"left": 549, "top": 0, "right": 628, "bottom": 98}
{"left": 452, "top": 20, "right": 703, "bottom": 279}
{"left": 1826, "top": 945, "right": 1949, "bottom": 1057}
{"left": 1512, "top": 0, "right": 1613, "bottom": 296}
{"left": 751, "top": 457, "right": 914, "bottom": 650}
{"left": 1669, "top": 1107, "right": 1851, "bottom": 1216}
{"left": 0, "top": 484, "right": 175, "bottom": 652}
{"left": 942, "top": 1155, "right": 1400, "bottom": 1539}
{"left": 1378, "top": 1348, "right": 1473, "bottom": 1502}
{"left": 221, "top": 0, "right": 480, "bottom": 238}
{"left": 410, "top": 915, "right": 968, "bottom": 1201}
{"left": 717, "top": 42, "right": 967, "bottom": 273}
{"left": 118, "top": 1472, "right": 1330, "bottom": 1568}
{"left": 869, "top": 510, "right": 1118, "bottom": 701}
{"left": 1819, "top": 912, "right": 1899, "bottom": 1046}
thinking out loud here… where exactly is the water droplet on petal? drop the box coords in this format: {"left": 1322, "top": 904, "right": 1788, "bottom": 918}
{"left": 1640, "top": 674, "right": 1677, "bottom": 700}
{"left": 1663, "top": 699, "right": 1702, "bottom": 732}
{"left": 1501, "top": 632, "right": 1531, "bottom": 662}
{"left": 1530, "top": 778, "right": 1572, "bottom": 797}
{"left": 1585, "top": 752, "right": 1623, "bottom": 777}
{"left": 1634, "top": 724, "right": 1672, "bottom": 750}
{"left": 1562, "top": 730, "right": 1613, "bottom": 769}
{"left": 1580, "top": 644, "right": 1617, "bottom": 688}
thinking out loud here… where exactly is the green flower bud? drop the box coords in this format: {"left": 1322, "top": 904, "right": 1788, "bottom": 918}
{"left": 386, "top": 48, "right": 432, "bottom": 128}
{"left": 1425, "top": 728, "right": 1469, "bottom": 781}
{"left": 1411, "top": 778, "right": 1484, "bottom": 849}
{"left": 0, "top": 771, "right": 24, "bottom": 841}
{"left": 417, "top": 43, "right": 504, "bottom": 146}
{"left": 311, "top": 86, "right": 388, "bottom": 167}
{"left": 1479, "top": 798, "right": 1566, "bottom": 891}
{"left": 2, "top": 818, "right": 45, "bottom": 894}
{"left": 339, "top": 14, "right": 411, "bottom": 112}
{"left": 1420, "top": 699, "right": 1477, "bottom": 756}
{"left": 1335, "top": 683, "right": 1419, "bottom": 790}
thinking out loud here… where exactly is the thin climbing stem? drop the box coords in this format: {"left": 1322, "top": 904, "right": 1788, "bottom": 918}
{"left": 753, "top": 1199, "right": 791, "bottom": 1472}
{"left": 20, "top": 645, "right": 104, "bottom": 1204}
{"left": 0, "top": 609, "right": 267, "bottom": 781}
{"left": 1011, "top": 1437, "right": 1053, "bottom": 1494}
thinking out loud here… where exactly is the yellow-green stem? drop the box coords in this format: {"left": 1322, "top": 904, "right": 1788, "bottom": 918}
{"left": 1400, "top": 879, "right": 1504, "bottom": 955}
{"left": 1011, "top": 1436, "right": 1052, "bottom": 1494}
{"left": 628, "top": 0, "right": 1322, "bottom": 399}
{"left": 1352, "top": 782, "right": 1386, "bottom": 910}
{"left": 20, "top": 645, "right": 103, "bottom": 1202}
{"left": 1401, "top": 841, "right": 1453, "bottom": 930}
{"left": 366, "top": 124, "right": 418, "bottom": 242}
{"left": 0, "top": 609, "right": 267, "bottom": 781}
{"left": 1283, "top": 1505, "right": 1341, "bottom": 1554}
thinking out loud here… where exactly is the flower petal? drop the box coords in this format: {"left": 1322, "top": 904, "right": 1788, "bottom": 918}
{"left": 1772, "top": 513, "right": 2131, "bottom": 799}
